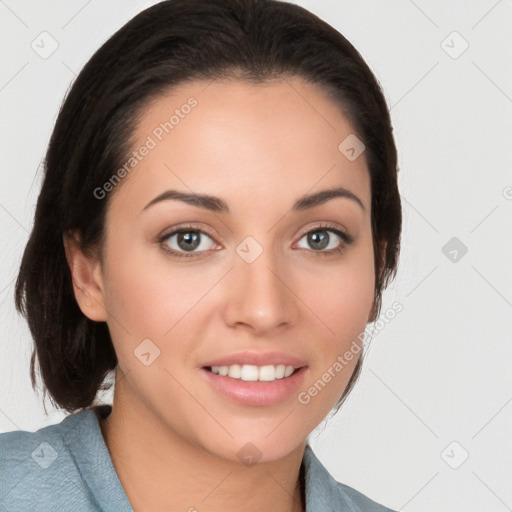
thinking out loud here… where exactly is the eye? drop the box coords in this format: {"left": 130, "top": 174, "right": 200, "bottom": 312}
{"left": 157, "top": 223, "right": 353, "bottom": 259}
{"left": 295, "top": 224, "right": 354, "bottom": 255}
{"left": 158, "top": 226, "right": 219, "bottom": 258}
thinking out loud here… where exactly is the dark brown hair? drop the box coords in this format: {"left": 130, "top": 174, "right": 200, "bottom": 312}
{"left": 15, "top": 0, "right": 401, "bottom": 414}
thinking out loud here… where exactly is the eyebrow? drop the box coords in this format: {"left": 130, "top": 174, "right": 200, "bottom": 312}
{"left": 141, "top": 186, "right": 365, "bottom": 214}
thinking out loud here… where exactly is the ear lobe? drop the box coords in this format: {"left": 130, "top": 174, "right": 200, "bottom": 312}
{"left": 63, "top": 230, "right": 107, "bottom": 322}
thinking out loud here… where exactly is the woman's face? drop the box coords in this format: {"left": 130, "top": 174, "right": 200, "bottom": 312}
{"left": 91, "top": 77, "right": 375, "bottom": 462}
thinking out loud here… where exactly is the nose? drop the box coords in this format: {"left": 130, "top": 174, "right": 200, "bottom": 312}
{"left": 222, "top": 244, "right": 299, "bottom": 335}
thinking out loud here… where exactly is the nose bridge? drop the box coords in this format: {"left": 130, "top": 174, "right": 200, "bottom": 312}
{"left": 223, "top": 236, "right": 297, "bottom": 333}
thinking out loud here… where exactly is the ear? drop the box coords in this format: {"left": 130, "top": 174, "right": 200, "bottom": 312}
{"left": 367, "top": 239, "right": 387, "bottom": 323}
{"left": 63, "top": 230, "right": 108, "bottom": 322}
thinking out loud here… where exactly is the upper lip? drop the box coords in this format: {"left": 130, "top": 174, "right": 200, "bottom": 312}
{"left": 201, "top": 351, "right": 307, "bottom": 369}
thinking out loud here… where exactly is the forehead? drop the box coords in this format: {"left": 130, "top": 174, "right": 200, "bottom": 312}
{"left": 108, "top": 77, "right": 371, "bottom": 218}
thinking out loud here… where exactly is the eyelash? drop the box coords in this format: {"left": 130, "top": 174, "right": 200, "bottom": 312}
{"left": 157, "top": 223, "right": 354, "bottom": 259}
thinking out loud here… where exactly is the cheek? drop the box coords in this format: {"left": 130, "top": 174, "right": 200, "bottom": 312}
{"left": 101, "top": 243, "right": 223, "bottom": 347}
{"left": 296, "top": 244, "right": 375, "bottom": 343}
{"left": 330, "top": 262, "right": 375, "bottom": 335}
{"left": 293, "top": 246, "right": 374, "bottom": 422}
{"left": 100, "top": 240, "right": 176, "bottom": 343}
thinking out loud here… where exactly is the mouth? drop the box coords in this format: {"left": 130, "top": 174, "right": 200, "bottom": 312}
{"left": 200, "top": 364, "right": 308, "bottom": 407}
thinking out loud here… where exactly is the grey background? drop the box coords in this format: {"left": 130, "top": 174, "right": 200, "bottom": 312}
{"left": 1, "top": 1, "right": 511, "bottom": 510}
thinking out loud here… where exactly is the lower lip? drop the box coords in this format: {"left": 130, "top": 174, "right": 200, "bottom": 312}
{"left": 200, "top": 366, "right": 308, "bottom": 407}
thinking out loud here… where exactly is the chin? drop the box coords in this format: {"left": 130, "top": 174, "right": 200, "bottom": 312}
{"left": 196, "top": 422, "right": 307, "bottom": 465}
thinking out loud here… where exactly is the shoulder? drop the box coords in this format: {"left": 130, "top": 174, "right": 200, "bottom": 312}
{"left": 0, "top": 409, "right": 103, "bottom": 512}
{"left": 303, "top": 444, "right": 396, "bottom": 512}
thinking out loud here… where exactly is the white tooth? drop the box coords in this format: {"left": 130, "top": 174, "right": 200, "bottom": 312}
{"left": 240, "top": 365, "right": 259, "bottom": 381}
{"left": 284, "top": 365, "right": 294, "bottom": 377}
{"left": 259, "top": 365, "right": 277, "bottom": 382}
{"left": 275, "top": 364, "right": 286, "bottom": 379}
{"left": 228, "top": 364, "right": 242, "bottom": 379}
{"left": 215, "top": 363, "right": 298, "bottom": 381}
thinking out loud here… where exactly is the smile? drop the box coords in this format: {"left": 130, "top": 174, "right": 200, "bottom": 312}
{"left": 201, "top": 365, "right": 307, "bottom": 407}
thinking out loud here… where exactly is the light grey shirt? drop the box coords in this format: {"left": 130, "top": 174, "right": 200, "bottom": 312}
{"left": 1, "top": 405, "right": 395, "bottom": 511}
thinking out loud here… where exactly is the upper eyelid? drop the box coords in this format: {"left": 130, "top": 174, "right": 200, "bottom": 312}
{"left": 159, "top": 223, "right": 216, "bottom": 240}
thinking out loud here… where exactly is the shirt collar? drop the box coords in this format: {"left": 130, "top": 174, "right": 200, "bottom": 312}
{"left": 302, "top": 441, "right": 357, "bottom": 511}
{"left": 65, "top": 404, "right": 349, "bottom": 511}
{"left": 63, "top": 404, "right": 134, "bottom": 511}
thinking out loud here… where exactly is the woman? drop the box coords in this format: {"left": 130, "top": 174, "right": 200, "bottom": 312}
{"left": 1, "top": 0, "right": 401, "bottom": 510}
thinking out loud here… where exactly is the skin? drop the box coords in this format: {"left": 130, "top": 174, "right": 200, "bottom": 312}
{"left": 64, "top": 76, "right": 378, "bottom": 512}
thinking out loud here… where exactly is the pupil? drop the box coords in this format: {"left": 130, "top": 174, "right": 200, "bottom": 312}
{"left": 178, "top": 231, "right": 200, "bottom": 251}
{"left": 308, "top": 231, "right": 329, "bottom": 250}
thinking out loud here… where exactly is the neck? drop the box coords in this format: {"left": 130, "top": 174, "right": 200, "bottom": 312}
{"left": 99, "top": 387, "right": 306, "bottom": 512}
